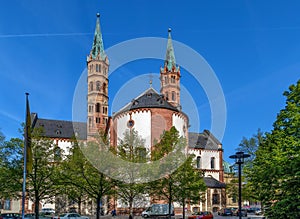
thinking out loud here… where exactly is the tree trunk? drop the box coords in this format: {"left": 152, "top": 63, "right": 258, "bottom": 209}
{"left": 169, "top": 182, "right": 172, "bottom": 219}
{"left": 78, "top": 197, "right": 81, "bottom": 215}
{"left": 35, "top": 195, "right": 40, "bottom": 219}
{"left": 182, "top": 199, "right": 185, "bottom": 219}
{"left": 129, "top": 197, "right": 134, "bottom": 219}
{"left": 96, "top": 196, "right": 102, "bottom": 219}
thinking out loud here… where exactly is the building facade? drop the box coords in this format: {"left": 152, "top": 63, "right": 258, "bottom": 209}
{"left": 28, "top": 13, "right": 227, "bottom": 214}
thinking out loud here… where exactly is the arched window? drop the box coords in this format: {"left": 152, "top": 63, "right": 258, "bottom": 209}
{"left": 88, "top": 117, "right": 92, "bottom": 127}
{"left": 96, "top": 81, "right": 101, "bottom": 91}
{"left": 172, "top": 91, "right": 176, "bottom": 101}
{"left": 196, "top": 156, "right": 201, "bottom": 169}
{"left": 103, "top": 83, "right": 107, "bottom": 93}
{"left": 96, "top": 103, "right": 100, "bottom": 113}
{"left": 171, "top": 75, "right": 176, "bottom": 83}
{"left": 89, "top": 82, "right": 93, "bottom": 91}
{"left": 96, "top": 64, "right": 99, "bottom": 72}
{"left": 88, "top": 105, "right": 94, "bottom": 113}
{"left": 211, "top": 157, "right": 215, "bottom": 169}
{"left": 54, "top": 146, "right": 61, "bottom": 161}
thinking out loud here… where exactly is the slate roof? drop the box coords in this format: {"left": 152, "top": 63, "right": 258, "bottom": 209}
{"left": 188, "top": 130, "right": 221, "bottom": 150}
{"left": 31, "top": 113, "right": 87, "bottom": 140}
{"left": 204, "top": 177, "right": 226, "bottom": 188}
{"left": 115, "top": 87, "right": 179, "bottom": 116}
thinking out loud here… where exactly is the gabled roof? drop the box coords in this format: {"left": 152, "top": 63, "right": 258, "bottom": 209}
{"left": 204, "top": 176, "right": 226, "bottom": 188}
{"left": 31, "top": 113, "right": 87, "bottom": 140}
{"left": 188, "top": 130, "right": 221, "bottom": 150}
{"left": 115, "top": 87, "right": 179, "bottom": 116}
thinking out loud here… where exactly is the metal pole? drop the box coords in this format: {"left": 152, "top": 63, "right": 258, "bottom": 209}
{"left": 238, "top": 162, "right": 242, "bottom": 219}
{"left": 22, "top": 94, "right": 29, "bottom": 219}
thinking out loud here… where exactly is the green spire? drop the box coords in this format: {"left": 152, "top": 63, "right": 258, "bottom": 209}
{"left": 90, "top": 13, "right": 106, "bottom": 60}
{"left": 164, "top": 28, "right": 176, "bottom": 70}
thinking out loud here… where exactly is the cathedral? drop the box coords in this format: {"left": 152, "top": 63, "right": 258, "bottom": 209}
{"left": 30, "top": 13, "right": 226, "bottom": 214}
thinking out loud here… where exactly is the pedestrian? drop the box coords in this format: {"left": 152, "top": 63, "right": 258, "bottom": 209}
{"left": 111, "top": 209, "right": 116, "bottom": 217}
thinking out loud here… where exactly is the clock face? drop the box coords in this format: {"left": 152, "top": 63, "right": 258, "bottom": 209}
{"left": 127, "top": 119, "right": 135, "bottom": 128}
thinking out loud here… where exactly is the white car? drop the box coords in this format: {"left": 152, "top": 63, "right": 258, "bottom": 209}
{"left": 53, "top": 213, "right": 89, "bottom": 219}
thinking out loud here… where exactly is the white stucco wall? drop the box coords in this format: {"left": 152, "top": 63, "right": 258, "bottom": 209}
{"left": 116, "top": 111, "right": 151, "bottom": 150}
{"left": 172, "top": 114, "right": 186, "bottom": 137}
{"left": 189, "top": 149, "right": 220, "bottom": 180}
{"left": 57, "top": 140, "right": 72, "bottom": 157}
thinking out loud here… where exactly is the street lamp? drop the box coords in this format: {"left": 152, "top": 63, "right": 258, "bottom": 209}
{"left": 229, "top": 152, "right": 250, "bottom": 219}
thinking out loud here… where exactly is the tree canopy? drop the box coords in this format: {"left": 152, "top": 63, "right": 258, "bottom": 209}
{"left": 248, "top": 80, "right": 300, "bottom": 218}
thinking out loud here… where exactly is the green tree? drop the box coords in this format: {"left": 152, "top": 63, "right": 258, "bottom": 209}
{"left": 60, "top": 135, "right": 113, "bottom": 219}
{"left": 149, "top": 127, "right": 188, "bottom": 219}
{"left": 237, "top": 129, "right": 264, "bottom": 165}
{"left": 27, "top": 129, "right": 62, "bottom": 219}
{"left": 0, "top": 128, "right": 61, "bottom": 219}
{"left": 0, "top": 136, "right": 23, "bottom": 199}
{"left": 249, "top": 80, "right": 300, "bottom": 218}
{"left": 236, "top": 129, "right": 265, "bottom": 203}
{"left": 172, "top": 156, "right": 206, "bottom": 219}
{"left": 114, "top": 129, "right": 148, "bottom": 219}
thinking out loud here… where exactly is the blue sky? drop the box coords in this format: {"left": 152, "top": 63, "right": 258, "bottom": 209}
{"left": 0, "top": 0, "right": 299, "bottom": 162}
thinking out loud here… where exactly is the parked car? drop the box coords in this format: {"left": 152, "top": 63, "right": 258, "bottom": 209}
{"left": 0, "top": 213, "right": 21, "bottom": 219}
{"left": 53, "top": 213, "right": 89, "bottom": 219}
{"left": 188, "top": 211, "right": 213, "bottom": 219}
{"left": 41, "top": 208, "right": 55, "bottom": 215}
{"left": 218, "top": 208, "right": 232, "bottom": 216}
{"left": 232, "top": 208, "right": 247, "bottom": 217}
{"left": 24, "top": 213, "right": 35, "bottom": 219}
{"left": 255, "top": 209, "right": 262, "bottom": 215}
{"left": 248, "top": 207, "right": 260, "bottom": 213}
{"left": 141, "top": 204, "right": 174, "bottom": 218}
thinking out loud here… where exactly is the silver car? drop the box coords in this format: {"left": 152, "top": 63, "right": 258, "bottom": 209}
{"left": 53, "top": 213, "right": 89, "bottom": 219}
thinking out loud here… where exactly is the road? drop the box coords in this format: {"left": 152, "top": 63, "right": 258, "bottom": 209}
{"left": 96, "top": 213, "right": 265, "bottom": 219}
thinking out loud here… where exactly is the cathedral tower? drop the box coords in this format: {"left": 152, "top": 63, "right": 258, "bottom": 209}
{"left": 160, "top": 28, "right": 181, "bottom": 108}
{"left": 87, "top": 13, "right": 109, "bottom": 137}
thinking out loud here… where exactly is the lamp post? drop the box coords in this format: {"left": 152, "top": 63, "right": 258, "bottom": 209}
{"left": 229, "top": 152, "right": 250, "bottom": 219}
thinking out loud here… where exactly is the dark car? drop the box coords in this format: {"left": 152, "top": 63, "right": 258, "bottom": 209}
{"left": 218, "top": 208, "right": 232, "bottom": 216}
{"left": 24, "top": 213, "right": 35, "bottom": 219}
{"left": 0, "top": 213, "right": 21, "bottom": 219}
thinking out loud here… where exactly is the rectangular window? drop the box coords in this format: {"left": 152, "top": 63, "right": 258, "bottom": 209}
{"left": 212, "top": 194, "right": 219, "bottom": 205}
{"left": 4, "top": 199, "right": 11, "bottom": 210}
{"left": 96, "top": 103, "right": 100, "bottom": 113}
